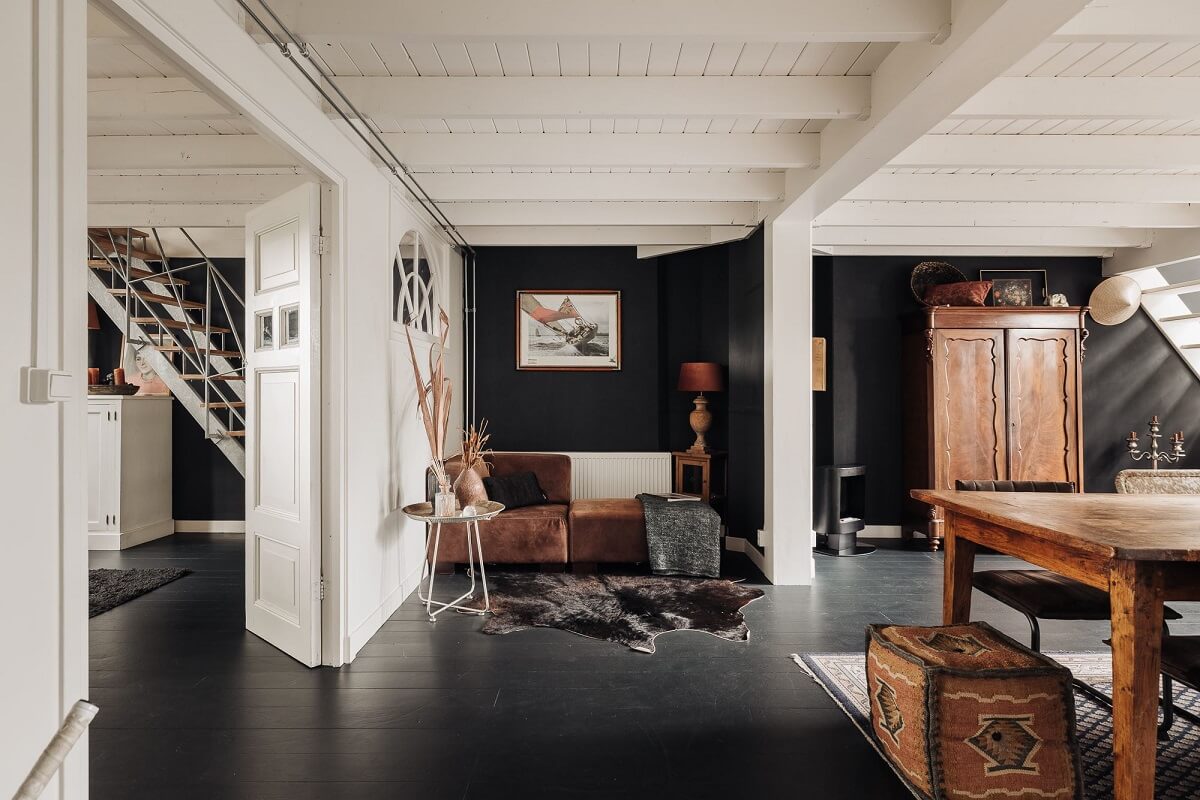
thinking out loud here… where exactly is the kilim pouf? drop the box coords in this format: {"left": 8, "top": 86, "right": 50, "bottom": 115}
{"left": 865, "top": 622, "right": 1084, "bottom": 800}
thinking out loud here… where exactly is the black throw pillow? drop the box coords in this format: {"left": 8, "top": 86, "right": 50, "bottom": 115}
{"left": 483, "top": 471, "right": 547, "bottom": 510}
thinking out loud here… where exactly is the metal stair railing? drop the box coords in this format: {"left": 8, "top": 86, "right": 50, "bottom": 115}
{"left": 86, "top": 227, "right": 247, "bottom": 473}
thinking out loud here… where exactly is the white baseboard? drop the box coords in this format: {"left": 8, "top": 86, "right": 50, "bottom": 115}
{"left": 348, "top": 561, "right": 424, "bottom": 659}
{"left": 725, "top": 535, "right": 767, "bottom": 572}
{"left": 175, "top": 520, "right": 246, "bottom": 533}
{"left": 88, "top": 518, "right": 175, "bottom": 550}
{"left": 862, "top": 525, "right": 903, "bottom": 539}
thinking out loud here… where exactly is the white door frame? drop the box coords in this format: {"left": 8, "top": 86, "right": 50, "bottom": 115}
{"left": 95, "top": 0, "right": 361, "bottom": 663}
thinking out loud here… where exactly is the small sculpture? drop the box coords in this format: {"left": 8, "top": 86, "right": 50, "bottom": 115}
{"left": 1126, "top": 416, "right": 1186, "bottom": 470}
{"left": 1049, "top": 293, "right": 1069, "bottom": 307}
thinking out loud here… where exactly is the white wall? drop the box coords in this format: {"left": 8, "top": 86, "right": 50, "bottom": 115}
{"left": 102, "top": 0, "right": 462, "bottom": 663}
{"left": 2, "top": 0, "right": 89, "bottom": 797}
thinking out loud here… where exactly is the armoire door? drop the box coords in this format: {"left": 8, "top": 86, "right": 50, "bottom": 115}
{"left": 1005, "top": 329, "right": 1080, "bottom": 485}
{"left": 86, "top": 402, "right": 119, "bottom": 531}
{"left": 931, "top": 329, "right": 1008, "bottom": 488}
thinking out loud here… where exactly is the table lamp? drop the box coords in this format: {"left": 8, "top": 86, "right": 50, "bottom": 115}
{"left": 677, "top": 362, "right": 724, "bottom": 453}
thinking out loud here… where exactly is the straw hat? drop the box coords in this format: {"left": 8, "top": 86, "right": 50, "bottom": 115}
{"left": 1088, "top": 276, "right": 1141, "bottom": 326}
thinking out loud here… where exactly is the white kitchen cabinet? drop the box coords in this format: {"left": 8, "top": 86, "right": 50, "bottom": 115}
{"left": 87, "top": 396, "right": 174, "bottom": 550}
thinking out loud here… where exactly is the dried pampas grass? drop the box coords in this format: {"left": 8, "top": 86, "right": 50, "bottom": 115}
{"left": 405, "top": 308, "right": 453, "bottom": 491}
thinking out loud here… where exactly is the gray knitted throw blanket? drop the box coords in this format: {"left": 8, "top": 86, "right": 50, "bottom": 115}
{"left": 636, "top": 493, "right": 722, "bottom": 578}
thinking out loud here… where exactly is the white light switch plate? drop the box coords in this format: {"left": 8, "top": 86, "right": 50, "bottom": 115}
{"left": 21, "top": 367, "right": 74, "bottom": 404}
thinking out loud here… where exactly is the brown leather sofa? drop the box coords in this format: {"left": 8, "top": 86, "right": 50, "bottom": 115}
{"left": 433, "top": 452, "right": 647, "bottom": 570}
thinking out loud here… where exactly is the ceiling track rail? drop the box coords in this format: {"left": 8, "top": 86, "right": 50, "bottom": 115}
{"left": 235, "top": 0, "right": 475, "bottom": 256}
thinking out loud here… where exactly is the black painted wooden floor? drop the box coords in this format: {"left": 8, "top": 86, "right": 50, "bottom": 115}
{"left": 88, "top": 534, "right": 1199, "bottom": 799}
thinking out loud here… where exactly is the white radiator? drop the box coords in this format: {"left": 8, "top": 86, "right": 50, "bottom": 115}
{"left": 559, "top": 452, "right": 672, "bottom": 499}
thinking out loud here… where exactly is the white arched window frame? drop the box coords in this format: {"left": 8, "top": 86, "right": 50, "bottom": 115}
{"left": 392, "top": 229, "right": 437, "bottom": 339}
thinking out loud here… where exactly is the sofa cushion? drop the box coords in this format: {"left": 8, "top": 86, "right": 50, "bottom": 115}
{"left": 483, "top": 471, "right": 547, "bottom": 509}
{"left": 488, "top": 453, "right": 572, "bottom": 504}
{"left": 569, "top": 498, "right": 648, "bottom": 564}
{"left": 435, "top": 504, "right": 569, "bottom": 564}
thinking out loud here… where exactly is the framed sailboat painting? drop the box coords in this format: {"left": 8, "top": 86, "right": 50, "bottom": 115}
{"left": 516, "top": 290, "right": 622, "bottom": 371}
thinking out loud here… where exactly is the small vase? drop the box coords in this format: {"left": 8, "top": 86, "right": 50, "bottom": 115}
{"left": 453, "top": 466, "right": 488, "bottom": 509}
{"left": 433, "top": 488, "right": 457, "bottom": 517}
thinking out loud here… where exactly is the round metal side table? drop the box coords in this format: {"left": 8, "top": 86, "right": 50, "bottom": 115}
{"left": 402, "top": 500, "right": 504, "bottom": 622}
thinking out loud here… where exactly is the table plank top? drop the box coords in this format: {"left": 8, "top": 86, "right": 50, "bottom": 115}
{"left": 911, "top": 490, "right": 1200, "bottom": 562}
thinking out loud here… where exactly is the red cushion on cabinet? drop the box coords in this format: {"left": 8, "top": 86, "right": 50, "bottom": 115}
{"left": 924, "top": 280, "right": 992, "bottom": 306}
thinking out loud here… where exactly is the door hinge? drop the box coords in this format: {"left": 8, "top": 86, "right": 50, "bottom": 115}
{"left": 318, "top": 577, "right": 326, "bottom": 600}
{"left": 313, "top": 235, "right": 330, "bottom": 256}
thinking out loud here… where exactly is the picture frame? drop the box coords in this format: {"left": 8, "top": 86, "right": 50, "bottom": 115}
{"left": 979, "top": 269, "right": 1049, "bottom": 307}
{"left": 515, "top": 290, "right": 622, "bottom": 371}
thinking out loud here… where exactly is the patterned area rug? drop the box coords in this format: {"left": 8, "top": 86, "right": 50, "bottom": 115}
{"left": 88, "top": 568, "right": 190, "bottom": 617}
{"left": 795, "top": 652, "right": 1200, "bottom": 800}
{"left": 475, "top": 572, "right": 763, "bottom": 653}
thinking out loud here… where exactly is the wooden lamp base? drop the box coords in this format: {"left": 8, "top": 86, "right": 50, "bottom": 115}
{"left": 687, "top": 393, "right": 712, "bottom": 454}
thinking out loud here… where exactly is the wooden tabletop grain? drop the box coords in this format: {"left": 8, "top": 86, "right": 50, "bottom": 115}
{"left": 910, "top": 490, "right": 1200, "bottom": 562}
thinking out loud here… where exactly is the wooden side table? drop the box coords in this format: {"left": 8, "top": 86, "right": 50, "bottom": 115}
{"left": 672, "top": 450, "right": 727, "bottom": 506}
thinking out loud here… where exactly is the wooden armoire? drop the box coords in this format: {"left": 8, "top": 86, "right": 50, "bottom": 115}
{"left": 902, "top": 306, "right": 1088, "bottom": 549}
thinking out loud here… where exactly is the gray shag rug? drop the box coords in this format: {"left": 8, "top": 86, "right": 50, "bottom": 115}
{"left": 474, "top": 572, "right": 764, "bottom": 653}
{"left": 88, "top": 568, "right": 190, "bottom": 617}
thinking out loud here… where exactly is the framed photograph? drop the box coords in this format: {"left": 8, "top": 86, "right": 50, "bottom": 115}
{"left": 979, "top": 269, "right": 1049, "bottom": 307}
{"left": 516, "top": 290, "right": 621, "bottom": 371}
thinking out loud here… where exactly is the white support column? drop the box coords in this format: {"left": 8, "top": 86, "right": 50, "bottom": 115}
{"left": 763, "top": 215, "right": 814, "bottom": 586}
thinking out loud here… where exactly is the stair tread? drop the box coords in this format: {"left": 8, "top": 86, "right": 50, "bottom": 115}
{"left": 155, "top": 344, "right": 241, "bottom": 358}
{"left": 205, "top": 401, "right": 246, "bottom": 408}
{"left": 88, "top": 259, "right": 190, "bottom": 285}
{"left": 181, "top": 374, "right": 244, "bottom": 381}
{"left": 1160, "top": 312, "right": 1200, "bottom": 323}
{"left": 90, "top": 226, "right": 148, "bottom": 239}
{"left": 89, "top": 237, "right": 162, "bottom": 262}
{"left": 132, "top": 317, "right": 231, "bottom": 334}
{"left": 108, "top": 289, "right": 206, "bottom": 310}
{"left": 225, "top": 430, "right": 246, "bottom": 438}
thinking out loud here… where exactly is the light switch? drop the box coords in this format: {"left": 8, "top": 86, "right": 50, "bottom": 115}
{"left": 21, "top": 367, "right": 74, "bottom": 404}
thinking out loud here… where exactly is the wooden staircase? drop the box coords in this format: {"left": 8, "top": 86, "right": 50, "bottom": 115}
{"left": 87, "top": 227, "right": 246, "bottom": 476}
{"left": 1130, "top": 259, "right": 1200, "bottom": 382}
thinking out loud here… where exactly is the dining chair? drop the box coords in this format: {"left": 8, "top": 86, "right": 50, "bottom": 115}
{"left": 955, "top": 479, "right": 1184, "bottom": 736}
{"left": 1160, "top": 636, "right": 1200, "bottom": 733}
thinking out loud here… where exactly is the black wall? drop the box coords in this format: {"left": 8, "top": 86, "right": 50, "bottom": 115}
{"left": 90, "top": 258, "right": 246, "bottom": 521}
{"left": 473, "top": 233, "right": 765, "bottom": 541}
{"left": 813, "top": 255, "right": 1200, "bottom": 525}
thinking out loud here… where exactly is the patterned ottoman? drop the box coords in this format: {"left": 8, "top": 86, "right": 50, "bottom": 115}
{"left": 866, "top": 622, "right": 1083, "bottom": 800}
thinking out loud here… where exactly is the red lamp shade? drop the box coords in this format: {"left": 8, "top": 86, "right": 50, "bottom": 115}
{"left": 677, "top": 362, "right": 724, "bottom": 393}
{"left": 87, "top": 299, "right": 100, "bottom": 331}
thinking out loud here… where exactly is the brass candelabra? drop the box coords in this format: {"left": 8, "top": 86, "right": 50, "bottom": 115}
{"left": 1126, "top": 416, "right": 1186, "bottom": 470}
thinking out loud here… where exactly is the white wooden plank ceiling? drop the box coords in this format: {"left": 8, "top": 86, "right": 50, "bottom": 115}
{"left": 86, "top": 0, "right": 1200, "bottom": 261}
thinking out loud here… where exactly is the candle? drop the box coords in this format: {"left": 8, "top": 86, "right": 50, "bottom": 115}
{"left": 1128, "top": 431, "right": 1138, "bottom": 440}
{"left": 113, "top": 367, "right": 125, "bottom": 386}
{"left": 87, "top": 368, "right": 100, "bottom": 385}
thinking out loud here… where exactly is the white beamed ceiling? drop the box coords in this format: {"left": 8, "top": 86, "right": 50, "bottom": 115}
{"left": 86, "top": 1, "right": 1200, "bottom": 257}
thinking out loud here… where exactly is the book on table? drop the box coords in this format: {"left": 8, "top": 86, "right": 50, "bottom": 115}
{"left": 644, "top": 492, "right": 701, "bottom": 502}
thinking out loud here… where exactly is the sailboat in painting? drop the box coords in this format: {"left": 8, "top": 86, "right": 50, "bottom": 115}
{"left": 519, "top": 294, "right": 604, "bottom": 355}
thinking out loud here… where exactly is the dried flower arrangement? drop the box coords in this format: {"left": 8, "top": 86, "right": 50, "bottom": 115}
{"left": 461, "top": 419, "right": 492, "bottom": 474}
{"left": 405, "top": 308, "right": 454, "bottom": 495}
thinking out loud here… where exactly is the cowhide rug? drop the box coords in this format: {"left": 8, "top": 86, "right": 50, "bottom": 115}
{"left": 474, "top": 572, "right": 764, "bottom": 653}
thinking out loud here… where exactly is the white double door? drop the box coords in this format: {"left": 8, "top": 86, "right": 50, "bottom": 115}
{"left": 243, "top": 183, "right": 323, "bottom": 667}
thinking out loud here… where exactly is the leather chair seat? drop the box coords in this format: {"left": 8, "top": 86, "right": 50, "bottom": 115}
{"left": 435, "top": 504, "right": 569, "bottom": 564}
{"left": 973, "top": 569, "right": 1183, "bottom": 621}
{"left": 1162, "top": 636, "right": 1200, "bottom": 687}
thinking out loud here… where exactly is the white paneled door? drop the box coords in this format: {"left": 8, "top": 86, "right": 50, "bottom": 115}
{"left": 244, "top": 183, "right": 322, "bottom": 666}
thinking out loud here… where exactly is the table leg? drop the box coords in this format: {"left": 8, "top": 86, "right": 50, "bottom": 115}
{"left": 1110, "top": 560, "right": 1164, "bottom": 800}
{"left": 473, "top": 520, "right": 490, "bottom": 613}
{"left": 942, "top": 510, "right": 976, "bottom": 624}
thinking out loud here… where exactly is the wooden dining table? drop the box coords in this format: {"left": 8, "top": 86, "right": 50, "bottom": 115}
{"left": 911, "top": 489, "right": 1200, "bottom": 800}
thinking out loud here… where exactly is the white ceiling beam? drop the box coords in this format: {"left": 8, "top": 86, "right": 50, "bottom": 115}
{"left": 88, "top": 132, "right": 815, "bottom": 170}
{"left": 636, "top": 244, "right": 712, "bottom": 260}
{"left": 811, "top": 225, "right": 1152, "bottom": 249}
{"left": 88, "top": 135, "right": 296, "bottom": 169}
{"left": 440, "top": 201, "right": 761, "bottom": 227}
{"left": 335, "top": 76, "right": 869, "bottom": 120}
{"left": 459, "top": 225, "right": 752, "bottom": 247}
{"left": 88, "top": 77, "right": 236, "bottom": 120}
{"left": 416, "top": 172, "right": 784, "bottom": 202}
{"left": 847, "top": 173, "right": 1200, "bottom": 203}
{"left": 1053, "top": 0, "right": 1200, "bottom": 42}
{"left": 88, "top": 174, "right": 308, "bottom": 203}
{"left": 814, "top": 244, "right": 1117, "bottom": 257}
{"left": 817, "top": 200, "right": 1200, "bottom": 228}
{"left": 894, "top": 135, "right": 1200, "bottom": 170}
{"left": 779, "top": 0, "right": 1093, "bottom": 219}
{"left": 88, "top": 203, "right": 251, "bottom": 227}
{"left": 259, "top": 0, "right": 950, "bottom": 43}
{"left": 1104, "top": 228, "right": 1200, "bottom": 274}
{"left": 392, "top": 134, "right": 818, "bottom": 169}
{"left": 956, "top": 77, "right": 1200, "bottom": 119}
